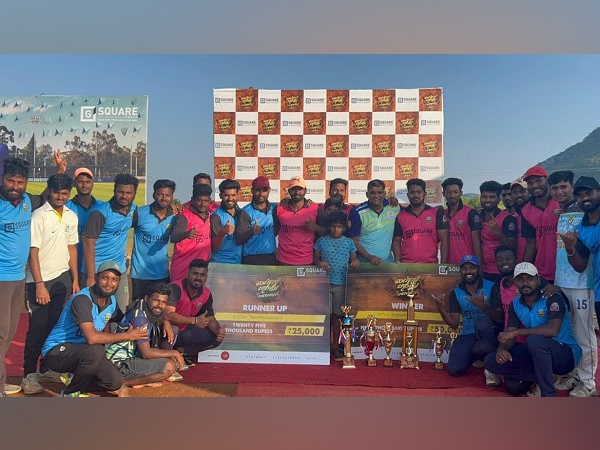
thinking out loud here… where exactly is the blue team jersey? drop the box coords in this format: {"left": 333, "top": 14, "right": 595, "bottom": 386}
{"left": 41, "top": 287, "right": 117, "bottom": 356}
{"left": 0, "top": 194, "right": 33, "bottom": 281}
{"left": 452, "top": 279, "right": 494, "bottom": 336}
{"left": 131, "top": 205, "right": 175, "bottom": 280}
{"left": 241, "top": 202, "right": 276, "bottom": 257}
{"left": 347, "top": 200, "right": 399, "bottom": 263}
{"left": 66, "top": 196, "right": 105, "bottom": 272}
{"left": 211, "top": 207, "right": 243, "bottom": 264}
{"left": 577, "top": 217, "right": 600, "bottom": 302}
{"left": 314, "top": 235, "right": 357, "bottom": 285}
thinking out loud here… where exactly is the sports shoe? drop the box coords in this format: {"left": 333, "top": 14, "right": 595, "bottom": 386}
{"left": 182, "top": 355, "right": 196, "bottom": 367}
{"left": 21, "top": 373, "right": 44, "bottom": 395}
{"left": 569, "top": 382, "right": 598, "bottom": 397}
{"left": 526, "top": 384, "right": 541, "bottom": 397}
{"left": 167, "top": 371, "right": 184, "bottom": 382}
{"left": 331, "top": 347, "right": 344, "bottom": 362}
{"left": 60, "top": 390, "right": 90, "bottom": 397}
{"left": 36, "top": 369, "right": 63, "bottom": 383}
{"left": 4, "top": 383, "right": 21, "bottom": 395}
{"left": 484, "top": 369, "right": 501, "bottom": 387}
{"left": 60, "top": 372, "right": 73, "bottom": 386}
{"left": 472, "top": 360, "right": 485, "bottom": 368}
{"left": 554, "top": 375, "right": 579, "bottom": 391}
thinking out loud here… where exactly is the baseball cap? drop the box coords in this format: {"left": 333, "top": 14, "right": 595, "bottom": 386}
{"left": 513, "top": 262, "right": 538, "bottom": 278}
{"left": 74, "top": 167, "right": 94, "bottom": 179}
{"left": 459, "top": 254, "right": 481, "bottom": 267}
{"left": 510, "top": 177, "right": 527, "bottom": 190}
{"left": 288, "top": 176, "right": 306, "bottom": 189}
{"left": 97, "top": 260, "right": 123, "bottom": 276}
{"left": 573, "top": 176, "right": 600, "bottom": 194}
{"left": 252, "top": 176, "right": 270, "bottom": 189}
{"left": 523, "top": 165, "right": 548, "bottom": 181}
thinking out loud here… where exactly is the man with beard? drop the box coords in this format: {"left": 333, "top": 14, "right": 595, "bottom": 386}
{"left": 441, "top": 177, "right": 482, "bottom": 265}
{"left": 478, "top": 181, "right": 518, "bottom": 282}
{"left": 41, "top": 261, "right": 148, "bottom": 397}
{"left": 66, "top": 167, "right": 105, "bottom": 286}
{"left": 484, "top": 262, "right": 581, "bottom": 397}
{"left": 274, "top": 176, "right": 324, "bottom": 266}
{"left": 210, "top": 179, "right": 243, "bottom": 264}
{"left": 130, "top": 179, "right": 178, "bottom": 300}
{"left": 501, "top": 183, "right": 516, "bottom": 215}
{"left": 170, "top": 183, "right": 213, "bottom": 284}
{"left": 236, "top": 176, "right": 277, "bottom": 265}
{"left": 347, "top": 179, "right": 400, "bottom": 265}
{"left": 521, "top": 165, "right": 560, "bottom": 283}
{"left": 83, "top": 173, "right": 139, "bottom": 313}
{"left": 434, "top": 255, "right": 501, "bottom": 382}
{"left": 509, "top": 178, "right": 530, "bottom": 262}
{"left": 21, "top": 174, "right": 79, "bottom": 395}
{"left": 557, "top": 175, "right": 600, "bottom": 396}
{"left": 182, "top": 173, "right": 219, "bottom": 213}
{"left": 321, "top": 178, "right": 353, "bottom": 216}
{"left": 165, "top": 259, "right": 225, "bottom": 364}
{"left": 106, "top": 282, "right": 184, "bottom": 389}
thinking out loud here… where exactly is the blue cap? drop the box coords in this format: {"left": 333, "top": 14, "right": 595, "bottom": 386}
{"left": 459, "top": 254, "right": 480, "bottom": 267}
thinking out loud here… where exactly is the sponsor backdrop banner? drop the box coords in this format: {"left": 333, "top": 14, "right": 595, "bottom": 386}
{"left": 346, "top": 263, "right": 461, "bottom": 363}
{"left": 0, "top": 95, "right": 148, "bottom": 197}
{"left": 213, "top": 88, "right": 444, "bottom": 205}
{"left": 199, "top": 263, "right": 331, "bottom": 365}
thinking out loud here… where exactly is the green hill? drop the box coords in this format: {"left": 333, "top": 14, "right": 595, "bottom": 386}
{"left": 539, "top": 127, "right": 600, "bottom": 180}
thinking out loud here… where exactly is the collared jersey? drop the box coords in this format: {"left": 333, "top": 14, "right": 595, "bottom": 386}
{"left": 347, "top": 200, "right": 400, "bottom": 263}
{"left": 521, "top": 197, "right": 561, "bottom": 280}
{"left": 66, "top": 196, "right": 104, "bottom": 272}
{"left": 168, "top": 280, "right": 214, "bottom": 331}
{"left": 555, "top": 202, "right": 593, "bottom": 289}
{"left": 82, "top": 199, "right": 137, "bottom": 274}
{"left": 131, "top": 204, "right": 176, "bottom": 280}
{"left": 274, "top": 201, "right": 320, "bottom": 265}
{"left": 445, "top": 202, "right": 482, "bottom": 265}
{"left": 41, "top": 287, "right": 117, "bottom": 356}
{"left": 394, "top": 204, "right": 449, "bottom": 263}
{"left": 479, "top": 209, "right": 518, "bottom": 274}
{"left": 449, "top": 278, "right": 494, "bottom": 336}
{"left": 170, "top": 208, "right": 211, "bottom": 285}
{"left": 239, "top": 202, "right": 276, "bottom": 257}
{"left": 575, "top": 215, "right": 600, "bottom": 301}
{"left": 26, "top": 202, "right": 79, "bottom": 282}
{"left": 508, "top": 293, "right": 581, "bottom": 365}
{"left": 210, "top": 206, "right": 243, "bottom": 264}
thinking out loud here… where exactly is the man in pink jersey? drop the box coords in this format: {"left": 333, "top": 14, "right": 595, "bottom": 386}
{"left": 478, "top": 180, "right": 518, "bottom": 282}
{"left": 509, "top": 178, "right": 530, "bottom": 262}
{"left": 442, "top": 177, "right": 483, "bottom": 265}
{"left": 274, "top": 176, "right": 325, "bottom": 265}
{"left": 393, "top": 178, "right": 449, "bottom": 264}
{"left": 182, "top": 173, "right": 219, "bottom": 213}
{"left": 521, "top": 165, "right": 560, "bottom": 283}
{"left": 169, "top": 184, "right": 212, "bottom": 284}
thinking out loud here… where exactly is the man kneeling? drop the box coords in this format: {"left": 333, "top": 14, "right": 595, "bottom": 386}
{"left": 106, "top": 282, "right": 185, "bottom": 388}
{"left": 484, "top": 263, "right": 581, "bottom": 397}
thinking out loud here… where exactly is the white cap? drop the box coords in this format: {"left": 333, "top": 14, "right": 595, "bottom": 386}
{"left": 514, "top": 262, "right": 538, "bottom": 278}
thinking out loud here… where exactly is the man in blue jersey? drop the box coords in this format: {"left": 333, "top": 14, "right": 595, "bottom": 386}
{"left": 484, "top": 262, "right": 581, "bottom": 397}
{"left": 210, "top": 179, "right": 243, "bottom": 264}
{"left": 434, "top": 255, "right": 503, "bottom": 384}
{"left": 66, "top": 167, "right": 105, "bottom": 286}
{"left": 41, "top": 261, "right": 148, "bottom": 397}
{"left": 236, "top": 176, "right": 277, "bottom": 265}
{"left": 130, "top": 179, "right": 177, "bottom": 300}
{"left": 83, "top": 174, "right": 138, "bottom": 313}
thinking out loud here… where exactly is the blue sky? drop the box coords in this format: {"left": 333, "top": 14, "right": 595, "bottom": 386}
{"left": 1, "top": 54, "right": 599, "bottom": 200}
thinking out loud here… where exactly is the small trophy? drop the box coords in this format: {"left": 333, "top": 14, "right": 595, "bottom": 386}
{"left": 432, "top": 327, "right": 446, "bottom": 370}
{"left": 382, "top": 322, "right": 396, "bottom": 367}
{"left": 449, "top": 329, "right": 458, "bottom": 348}
{"left": 360, "top": 314, "right": 382, "bottom": 366}
{"left": 395, "top": 276, "right": 422, "bottom": 369}
{"left": 339, "top": 305, "right": 356, "bottom": 369}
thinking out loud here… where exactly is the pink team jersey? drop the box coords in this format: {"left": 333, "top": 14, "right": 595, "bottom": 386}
{"left": 171, "top": 280, "right": 212, "bottom": 331}
{"left": 275, "top": 202, "right": 318, "bottom": 265}
{"left": 499, "top": 277, "right": 527, "bottom": 344}
{"left": 170, "top": 208, "right": 211, "bottom": 284}
{"left": 511, "top": 211, "right": 527, "bottom": 262}
{"left": 521, "top": 198, "right": 560, "bottom": 280}
{"left": 480, "top": 210, "right": 514, "bottom": 274}
{"left": 445, "top": 204, "right": 481, "bottom": 265}
{"left": 396, "top": 205, "right": 445, "bottom": 263}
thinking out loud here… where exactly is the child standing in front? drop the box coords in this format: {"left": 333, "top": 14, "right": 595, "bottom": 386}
{"left": 314, "top": 211, "right": 360, "bottom": 361}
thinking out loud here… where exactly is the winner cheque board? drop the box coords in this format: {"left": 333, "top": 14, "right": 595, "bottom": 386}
{"left": 198, "top": 263, "right": 331, "bottom": 365}
{"left": 346, "top": 263, "right": 461, "bottom": 363}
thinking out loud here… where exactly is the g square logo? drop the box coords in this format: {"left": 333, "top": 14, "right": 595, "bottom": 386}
{"left": 305, "top": 143, "right": 310, "bottom": 149}
{"left": 328, "top": 121, "right": 333, "bottom": 126}
{"left": 438, "top": 265, "right": 459, "bottom": 275}
{"left": 80, "top": 106, "right": 96, "bottom": 122}
{"left": 4, "top": 223, "right": 15, "bottom": 233}
{"left": 305, "top": 98, "right": 312, "bottom": 104}
{"left": 351, "top": 143, "right": 356, "bottom": 149}
{"left": 297, "top": 268, "right": 306, "bottom": 277}
{"left": 283, "top": 121, "right": 289, "bottom": 126}
{"left": 142, "top": 234, "right": 152, "bottom": 244}
{"left": 438, "top": 266, "right": 448, "bottom": 275}
{"left": 260, "top": 143, "right": 265, "bottom": 149}
{"left": 215, "top": 98, "right": 221, "bottom": 103}
{"left": 260, "top": 98, "right": 265, "bottom": 104}
{"left": 374, "top": 166, "right": 380, "bottom": 172}
{"left": 215, "top": 143, "right": 221, "bottom": 148}
{"left": 421, "top": 120, "right": 427, "bottom": 126}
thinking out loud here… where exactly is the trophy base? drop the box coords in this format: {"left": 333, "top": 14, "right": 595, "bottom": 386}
{"left": 383, "top": 358, "right": 393, "bottom": 367}
{"left": 342, "top": 356, "right": 356, "bottom": 369}
{"left": 433, "top": 361, "right": 444, "bottom": 370}
{"left": 367, "top": 357, "right": 377, "bottom": 367}
{"left": 400, "top": 355, "right": 420, "bottom": 369}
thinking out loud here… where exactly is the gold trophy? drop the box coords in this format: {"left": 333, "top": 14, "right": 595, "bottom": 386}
{"left": 382, "top": 322, "right": 396, "bottom": 367}
{"left": 449, "top": 329, "right": 458, "bottom": 348}
{"left": 395, "top": 276, "right": 422, "bottom": 369}
{"left": 432, "top": 327, "right": 446, "bottom": 370}
{"left": 360, "top": 314, "right": 382, "bottom": 366}
{"left": 339, "top": 305, "right": 356, "bottom": 369}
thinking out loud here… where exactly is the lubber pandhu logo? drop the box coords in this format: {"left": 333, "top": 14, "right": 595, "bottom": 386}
{"left": 419, "top": 88, "right": 442, "bottom": 111}
{"left": 236, "top": 135, "right": 258, "bottom": 157}
{"left": 373, "top": 89, "right": 395, "bottom": 111}
{"left": 236, "top": 89, "right": 258, "bottom": 111}
{"left": 280, "top": 135, "right": 303, "bottom": 157}
{"left": 214, "top": 158, "right": 235, "bottom": 178}
{"left": 255, "top": 278, "right": 285, "bottom": 302}
{"left": 372, "top": 135, "right": 395, "bottom": 157}
{"left": 213, "top": 112, "right": 235, "bottom": 134}
{"left": 349, "top": 158, "right": 371, "bottom": 180}
{"left": 304, "top": 158, "right": 325, "bottom": 180}
{"left": 326, "top": 135, "right": 349, "bottom": 157}
{"left": 419, "top": 134, "right": 442, "bottom": 157}
{"left": 349, "top": 112, "right": 372, "bottom": 134}
{"left": 395, "top": 157, "right": 418, "bottom": 179}
{"left": 258, "top": 113, "right": 280, "bottom": 134}
{"left": 396, "top": 112, "right": 419, "bottom": 134}
{"left": 327, "top": 90, "right": 349, "bottom": 112}
{"left": 303, "top": 113, "right": 326, "bottom": 134}
{"left": 281, "top": 90, "right": 303, "bottom": 112}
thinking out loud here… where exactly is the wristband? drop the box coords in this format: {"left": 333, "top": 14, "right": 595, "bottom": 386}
{"left": 566, "top": 248, "right": 575, "bottom": 257}
{"left": 35, "top": 281, "right": 44, "bottom": 285}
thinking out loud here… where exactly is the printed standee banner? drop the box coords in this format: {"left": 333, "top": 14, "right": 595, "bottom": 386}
{"left": 198, "top": 263, "right": 331, "bottom": 365}
{"left": 0, "top": 95, "right": 148, "bottom": 198}
{"left": 213, "top": 88, "right": 444, "bottom": 206}
{"left": 346, "top": 263, "right": 461, "bottom": 363}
